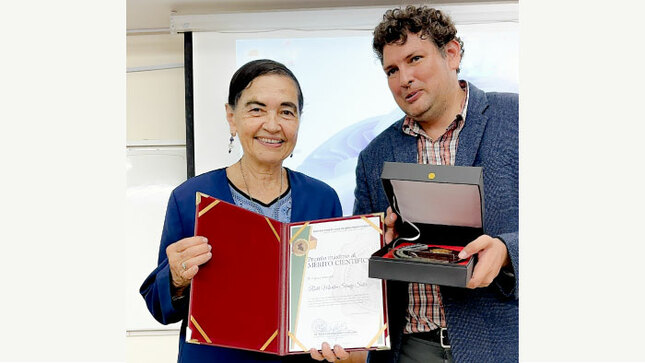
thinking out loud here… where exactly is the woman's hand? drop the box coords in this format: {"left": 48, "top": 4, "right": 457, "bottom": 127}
{"left": 166, "top": 236, "right": 212, "bottom": 291}
{"left": 309, "top": 342, "right": 349, "bottom": 362}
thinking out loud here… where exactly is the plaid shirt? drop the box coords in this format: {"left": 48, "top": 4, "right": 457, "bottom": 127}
{"left": 402, "top": 81, "right": 469, "bottom": 334}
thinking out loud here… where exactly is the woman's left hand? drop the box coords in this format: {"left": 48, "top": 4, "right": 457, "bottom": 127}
{"left": 309, "top": 342, "right": 349, "bottom": 362}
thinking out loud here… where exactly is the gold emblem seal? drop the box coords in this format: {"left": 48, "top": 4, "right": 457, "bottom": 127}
{"left": 293, "top": 238, "right": 309, "bottom": 256}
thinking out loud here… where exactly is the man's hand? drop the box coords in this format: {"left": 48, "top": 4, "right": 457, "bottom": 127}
{"left": 384, "top": 206, "right": 399, "bottom": 244}
{"left": 458, "top": 235, "right": 510, "bottom": 289}
{"left": 166, "top": 236, "right": 212, "bottom": 291}
{"left": 309, "top": 342, "right": 349, "bottom": 362}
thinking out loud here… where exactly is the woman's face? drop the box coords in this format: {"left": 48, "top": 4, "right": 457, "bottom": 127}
{"left": 226, "top": 74, "right": 300, "bottom": 167}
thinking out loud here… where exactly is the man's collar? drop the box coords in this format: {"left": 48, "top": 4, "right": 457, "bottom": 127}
{"left": 459, "top": 80, "right": 470, "bottom": 121}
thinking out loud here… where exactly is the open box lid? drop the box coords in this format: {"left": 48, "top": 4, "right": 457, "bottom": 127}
{"left": 380, "top": 162, "right": 484, "bottom": 246}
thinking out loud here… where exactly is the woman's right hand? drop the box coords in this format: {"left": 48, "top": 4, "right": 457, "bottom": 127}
{"left": 166, "top": 236, "right": 212, "bottom": 290}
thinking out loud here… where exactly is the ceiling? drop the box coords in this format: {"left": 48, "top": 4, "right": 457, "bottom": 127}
{"left": 127, "top": 0, "right": 511, "bottom": 31}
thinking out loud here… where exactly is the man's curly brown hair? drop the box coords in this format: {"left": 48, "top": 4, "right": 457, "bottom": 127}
{"left": 373, "top": 6, "right": 464, "bottom": 72}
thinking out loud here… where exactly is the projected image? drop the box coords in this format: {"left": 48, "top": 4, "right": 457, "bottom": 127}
{"left": 236, "top": 22, "right": 518, "bottom": 215}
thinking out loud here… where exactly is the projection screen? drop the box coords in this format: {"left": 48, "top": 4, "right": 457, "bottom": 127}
{"left": 186, "top": 4, "right": 519, "bottom": 215}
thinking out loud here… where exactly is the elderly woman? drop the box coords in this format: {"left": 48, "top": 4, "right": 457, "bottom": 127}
{"left": 140, "top": 59, "right": 343, "bottom": 362}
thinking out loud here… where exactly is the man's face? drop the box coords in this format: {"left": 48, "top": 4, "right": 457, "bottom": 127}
{"left": 382, "top": 32, "right": 461, "bottom": 123}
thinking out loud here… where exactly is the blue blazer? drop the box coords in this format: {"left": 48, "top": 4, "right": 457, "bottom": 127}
{"left": 354, "top": 83, "right": 519, "bottom": 363}
{"left": 140, "top": 168, "right": 342, "bottom": 363}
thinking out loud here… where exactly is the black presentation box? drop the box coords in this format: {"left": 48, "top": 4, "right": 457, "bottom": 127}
{"left": 368, "top": 162, "right": 484, "bottom": 288}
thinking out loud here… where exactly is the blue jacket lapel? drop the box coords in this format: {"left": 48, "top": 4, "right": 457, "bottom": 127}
{"left": 389, "top": 117, "right": 418, "bottom": 163}
{"left": 456, "top": 82, "right": 489, "bottom": 167}
{"left": 212, "top": 168, "right": 235, "bottom": 204}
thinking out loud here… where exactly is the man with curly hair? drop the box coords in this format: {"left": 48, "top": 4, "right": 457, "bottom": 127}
{"left": 313, "top": 5, "right": 518, "bottom": 363}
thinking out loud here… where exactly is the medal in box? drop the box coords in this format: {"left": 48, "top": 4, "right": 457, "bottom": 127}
{"left": 368, "top": 162, "right": 485, "bottom": 288}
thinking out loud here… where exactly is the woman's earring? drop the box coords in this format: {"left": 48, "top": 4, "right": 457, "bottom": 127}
{"left": 228, "top": 135, "right": 235, "bottom": 153}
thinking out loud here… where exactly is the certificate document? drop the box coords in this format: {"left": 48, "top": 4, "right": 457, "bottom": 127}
{"left": 288, "top": 216, "right": 388, "bottom": 352}
{"left": 187, "top": 193, "right": 388, "bottom": 355}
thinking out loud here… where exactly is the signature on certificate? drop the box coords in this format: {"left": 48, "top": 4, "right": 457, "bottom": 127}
{"left": 311, "top": 319, "right": 358, "bottom": 338}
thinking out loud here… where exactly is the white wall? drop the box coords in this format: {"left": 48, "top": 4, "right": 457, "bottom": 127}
{"left": 127, "top": 332, "right": 179, "bottom": 363}
{"left": 126, "top": 33, "right": 185, "bottom": 362}
{"left": 127, "top": 34, "right": 185, "bottom": 143}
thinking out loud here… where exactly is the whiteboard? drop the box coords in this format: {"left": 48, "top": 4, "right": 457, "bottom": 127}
{"left": 126, "top": 145, "right": 186, "bottom": 332}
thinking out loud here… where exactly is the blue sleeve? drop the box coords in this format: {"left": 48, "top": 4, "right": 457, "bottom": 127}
{"left": 493, "top": 231, "right": 518, "bottom": 299}
{"left": 139, "top": 191, "right": 189, "bottom": 325}
{"left": 314, "top": 176, "right": 343, "bottom": 218}
{"left": 319, "top": 181, "right": 343, "bottom": 218}
{"left": 353, "top": 152, "right": 375, "bottom": 215}
{"left": 331, "top": 190, "right": 343, "bottom": 218}
{"left": 485, "top": 96, "right": 519, "bottom": 299}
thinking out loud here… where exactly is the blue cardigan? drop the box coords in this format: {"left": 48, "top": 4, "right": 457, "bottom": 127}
{"left": 354, "top": 83, "right": 519, "bottom": 363}
{"left": 140, "top": 168, "right": 342, "bottom": 363}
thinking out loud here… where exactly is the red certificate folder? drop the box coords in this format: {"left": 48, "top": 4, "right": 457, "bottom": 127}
{"left": 186, "top": 193, "right": 389, "bottom": 355}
